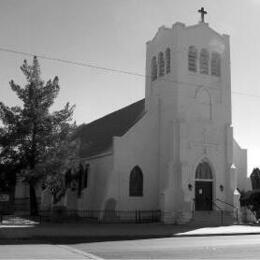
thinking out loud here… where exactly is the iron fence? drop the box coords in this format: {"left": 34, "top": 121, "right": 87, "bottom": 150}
{"left": 40, "top": 209, "right": 162, "bottom": 223}
{"left": 0, "top": 209, "right": 162, "bottom": 224}
{"left": 0, "top": 198, "right": 41, "bottom": 215}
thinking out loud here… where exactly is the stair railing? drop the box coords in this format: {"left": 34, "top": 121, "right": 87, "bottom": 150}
{"left": 215, "top": 198, "right": 239, "bottom": 223}
{"left": 211, "top": 199, "right": 224, "bottom": 225}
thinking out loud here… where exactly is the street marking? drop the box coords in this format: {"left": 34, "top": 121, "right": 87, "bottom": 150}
{"left": 57, "top": 245, "right": 104, "bottom": 259}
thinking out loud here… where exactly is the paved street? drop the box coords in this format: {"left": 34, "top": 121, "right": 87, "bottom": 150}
{"left": 1, "top": 234, "right": 260, "bottom": 259}
{"left": 0, "top": 244, "right": 99, "bottom": 259}
{"left": 2, "top": 224, "right": 260, "bottom": 259}
{"left": 72, "top": 234, "right": 260, "bottom": 259}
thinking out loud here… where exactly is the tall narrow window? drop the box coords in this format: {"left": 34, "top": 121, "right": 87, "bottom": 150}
{"left": 200, "top": 48, "right": 209, "bottom": 74}
{"left": 129, "top": 166, "right": 143, "bottom": 197}
{"left": 65, "top": 169, "right": 72, "bottom": 188}
{"left": 151, "top": 56, "right": 157, "bottom": 81}
{"left": 211, "top": 52, "right": 221, "bottom": 77}
{"left": 188, "top": 46, "right": 197, "bottom": 72}
{"left": 165, "top": 48, "right": 171, "bottom": 74}
{"left": 158, "top": 52, "right": 165, "bottom": 77}
{"left": 83, "top": 164, "right": 89, "bottom": 188}
{"left": 78, "top": 164, "right": 84, "bottom": 197}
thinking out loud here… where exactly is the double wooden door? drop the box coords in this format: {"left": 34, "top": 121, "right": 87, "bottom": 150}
{"left": 195, "top": 181, "right": 212, "bottom": 211}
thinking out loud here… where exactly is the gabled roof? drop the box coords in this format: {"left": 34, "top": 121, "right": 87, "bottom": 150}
{"left": 75, "top": 99, "right": 145, "bottom": 158}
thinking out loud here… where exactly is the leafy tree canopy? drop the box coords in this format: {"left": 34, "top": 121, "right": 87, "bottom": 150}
{"left": 250, "top": 168, "right": 260, "bottom": 190}
{"left": 0, "top": 57, "right": 76, "bottom": 215}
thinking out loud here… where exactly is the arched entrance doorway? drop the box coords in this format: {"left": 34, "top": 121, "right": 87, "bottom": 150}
{"left": 195, "top": 161, "right": 213, "bottom": 211}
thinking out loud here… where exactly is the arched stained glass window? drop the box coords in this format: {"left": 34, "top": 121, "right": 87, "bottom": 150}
{"left": 200, "top": 48, "right": 209, "bottom": 74}
{"left": 211, "top": 52, "right": 221, "bottom": 77}
{"left": 158, "top": 52, "right": 165, "bottom": 77}
{"left": 188, "top": 46, "right": 198, "bottom": 72}
{"left": 165, "top": 48, "right": 171, "bottom": 74}
{"left": 151, "top": 56, "right": 157, "bottom": 81}
{"left": 129, "top": 166, "right": 143, "bottom": 197}
{"left": 195, "top": 162, "right": 213, "bottom": 180}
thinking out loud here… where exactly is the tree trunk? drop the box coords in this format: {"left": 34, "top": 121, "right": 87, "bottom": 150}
{"left": 29, "top": 120, "right": 39, "bottom": 216}
{"left": 29, "top": 183, "right": 38, "bottom": 216}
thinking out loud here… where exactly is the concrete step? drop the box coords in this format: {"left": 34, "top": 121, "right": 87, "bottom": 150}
{"left": 189, "top": 210, "right": 235, "bottom": 227}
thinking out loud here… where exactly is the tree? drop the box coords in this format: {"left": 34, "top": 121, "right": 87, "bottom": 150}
{"left": 32, "top": 132, "right": 79, "bottom": 204}
{"left": 240, "top": 189, "right": 260, "bottom": 220}
{"left": 250, "top": 168, "right": 260, "bottom": 190}
{"left": 0, "top": 57, "right": 75, "bottom": 215}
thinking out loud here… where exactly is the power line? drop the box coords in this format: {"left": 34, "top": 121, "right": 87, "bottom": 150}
{"left": 231, "top": 91, "right": 260, "bottom": 99}
{"left": 0, "top": 46, "right": 259, "bottom": 99}
{"left": 0, "top": 47, "right": 146, "bottom": 78}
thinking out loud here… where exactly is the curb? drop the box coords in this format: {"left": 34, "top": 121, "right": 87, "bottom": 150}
{"left": 173, "top": 232, "right": 260, "bottom": 237}
{"left": 1, "top": 232, "right": 260, "bottom": 244}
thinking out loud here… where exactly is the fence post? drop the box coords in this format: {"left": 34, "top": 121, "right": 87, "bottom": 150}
{"left": 221, "top": 210, "right": 224, "bottom": 225}
{"left": 135, "top": 210, "right": 141, "bottom": 223}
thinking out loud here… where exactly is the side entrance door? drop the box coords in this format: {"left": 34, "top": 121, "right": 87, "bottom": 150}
{"left": 195, "top": 181, "right": 212, "bottom": 210}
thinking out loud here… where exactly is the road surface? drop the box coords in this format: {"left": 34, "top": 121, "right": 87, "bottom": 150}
{"left": 73, "top": 234, "right": 260, "bottom": 259}
{"left": 0, "top": 244, "right": 98, "bottom": 259}
{"left": 1, "top": 235, "right": 260, "bottom": 259}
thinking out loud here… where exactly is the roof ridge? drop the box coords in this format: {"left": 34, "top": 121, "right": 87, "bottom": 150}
{"left": 76, "top": 98, "right": 145, "bottom": 158}
{"left": 82, "top": 98, "right": 145, "bottom": 127}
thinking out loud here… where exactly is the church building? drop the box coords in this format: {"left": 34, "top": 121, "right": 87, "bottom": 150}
{"left": 44, "top": 9, "right": 249, "bottom": 224}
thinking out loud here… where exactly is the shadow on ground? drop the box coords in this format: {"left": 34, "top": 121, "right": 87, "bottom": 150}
{"left": 1, "top": 221, "right": 252, "bottom": 245}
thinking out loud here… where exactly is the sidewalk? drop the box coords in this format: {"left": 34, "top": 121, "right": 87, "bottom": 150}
{"left": 2, "top": 221, "right": 260, "bottom": 243}
{"left": 176, "top": 225, "right": 260, "bottom": 236}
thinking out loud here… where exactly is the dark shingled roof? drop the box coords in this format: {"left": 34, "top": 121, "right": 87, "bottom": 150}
{"left": 76, "top": 99, "right": 145, "bottom": 158}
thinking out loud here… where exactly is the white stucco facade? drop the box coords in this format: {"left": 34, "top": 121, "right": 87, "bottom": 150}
{"left": 64, "top": 21, "right": 249, "bottom": 224}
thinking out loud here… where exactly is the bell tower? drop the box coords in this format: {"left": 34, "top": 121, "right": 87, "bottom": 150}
{"left": 145, "top": 10, "right": 231, "bottom": 125}
{"left": 145, "top": 10, "right": 235, "bottom": 223}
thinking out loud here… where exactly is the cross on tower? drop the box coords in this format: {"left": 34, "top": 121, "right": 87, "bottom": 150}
{"left": 198, "top": 7, "right": 207, "bottom": 23}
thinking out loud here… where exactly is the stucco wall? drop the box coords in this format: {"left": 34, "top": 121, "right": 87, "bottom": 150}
{"left": 112, "top": 107, "right": 159, "bottom": 211}
{"left": 233, "top": 139, "right": 250, "bottom": 191}
{"left": 77, "top": 153, "right": 113, "bottom": 211}
{"left": 74, "top": 21, "right": 247, "bottom": 221}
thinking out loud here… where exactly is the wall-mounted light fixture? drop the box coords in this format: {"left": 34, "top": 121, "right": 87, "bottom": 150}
{"left": 188, "top": 184, "right": 193, "bottom": 191}
{"left": 220, "top": 185, "right": 224, "bottom": 192}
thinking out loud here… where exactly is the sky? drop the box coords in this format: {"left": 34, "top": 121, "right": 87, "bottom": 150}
{"left": 0, "top": 0, "right": 260, "bottom": 174}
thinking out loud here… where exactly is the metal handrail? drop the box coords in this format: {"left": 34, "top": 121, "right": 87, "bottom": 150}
{"left": 215, "top": 198, "right": 236, "bottom": 209}
{"left": 211, "top": 199, "right": 224, "bottom": 225}
{"left": 215, "top": 198, "right": 239, "bottom": 223}
{"left": 193, "top": 197, "right": 238, "bottom": 224}
{"left": 212, "top": 199, "right": 223, "bottom": 211}
{"left": 194, "top": 197, "right": 223, "bottom": 211}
